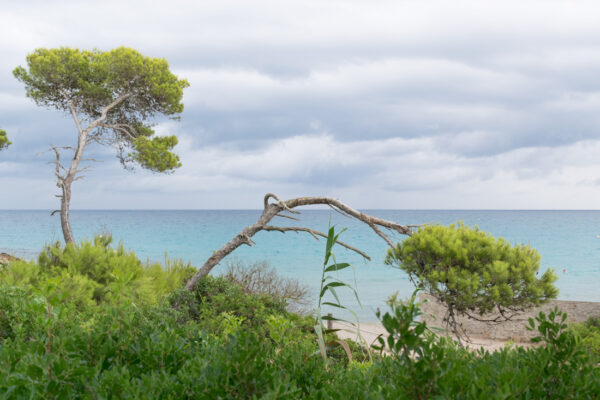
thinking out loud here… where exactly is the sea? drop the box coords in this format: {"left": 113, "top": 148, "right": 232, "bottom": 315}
{"left": 2, "top": 210, "right": 600, "bottom": 322}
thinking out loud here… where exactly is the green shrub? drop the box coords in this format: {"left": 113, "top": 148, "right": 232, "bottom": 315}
{"left": 0, "top": 235, "right": 196, "bottom": 309}
{"left": 224, "top": 260, "right": 311, "bottom": 314}
{"left": 369, "top": 292, "right": 600, "bottom": 399}
{"left": 386, "top": 222, "right": 558, "bottom": 341}
{"left": 569, "top": 316, "right": 600, "bottom": 359}
{"left": 169, "top": 275, "right": 313, "bottom": 336}
{"left": 1, "top": 277, "right": 599, "bottom": 399}
{"left": 0, "top": 286, "right": 47, "bottom": 341}
{"left": 0, "top": 279, "right": 325, "bottom": 398}
{"left": 1, "top": 234, "right": 599, "bottom": 399}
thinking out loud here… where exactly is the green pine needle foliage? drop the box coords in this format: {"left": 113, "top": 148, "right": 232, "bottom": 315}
{"left": 385, "top": 222, "right": 558, "bottom": 318}
{"left": 13, "top": 46, "right": 188, "bottom": 171}
{"left": 0, "top": 128, "right": 10, "bottom": 151}
{"left": 130, "top": 135, "right": 181, "bottom": 172}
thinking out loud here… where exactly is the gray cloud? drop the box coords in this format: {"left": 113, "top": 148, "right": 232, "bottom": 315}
{"left": 3, "top": 0, "right": 600, "bottom": 208}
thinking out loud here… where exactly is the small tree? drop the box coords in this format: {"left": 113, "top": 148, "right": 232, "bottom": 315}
{"left": 0, "top": 128, "right": 10, "bottom": 150}
{"left": 385, "top": 222, "right": 558, "bottom": 343}
{"left": 14, "top": 47, "right": 188, "bottom": 243}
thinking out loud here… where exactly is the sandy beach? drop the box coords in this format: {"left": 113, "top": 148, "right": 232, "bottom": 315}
{"left": 332, "top": 321, "right": 536, "bottom": 353}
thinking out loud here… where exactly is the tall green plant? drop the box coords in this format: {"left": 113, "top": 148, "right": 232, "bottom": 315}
{"left": 314, "top": 226, "right": 363, "bottom": 364}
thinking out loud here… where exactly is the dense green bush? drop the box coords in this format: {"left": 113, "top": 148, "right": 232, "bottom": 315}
{"left": 0, "top": 286, "right": 47, "bottom": 342}
{"left": 1, "top": 235, "right": 599, "bottom": 398}
{"left": 1, "top": 279, "right": 599, "bottom": 398}
{"left": 386, "top": 222, "right": 558, "bottom": 340}
{"left": 168, "top": 275, "right": 314, "bottom": 337}
{"left": 0, "top": 235, "right": 195, "bottom": 309}
{"left": 0, "top": 277, "right": 327, "bottom": 398}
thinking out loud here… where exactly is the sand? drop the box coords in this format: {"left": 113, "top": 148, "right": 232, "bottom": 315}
{"left": 331, "top": 321, "right": 536, "bottom": 353}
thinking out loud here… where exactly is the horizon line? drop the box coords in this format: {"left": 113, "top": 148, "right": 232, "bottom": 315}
{"left": 3, "top": 208, "right": 600, "bottom": 212}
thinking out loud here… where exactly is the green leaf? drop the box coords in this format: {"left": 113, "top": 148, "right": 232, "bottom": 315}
{"left": 314, "top": 324, "right": 328, "bottom": 362}
{"left": 320, "top": 281, "right": 349, "bottom": 298}
{"left": 324, "top": 227, "right": 335, "bottom": 265}
{"left": 328, "top": 286, "right": 341, "bottom": 305}
{"left": 321, "top": 301, "right": 349, "bottom": 310}
{"left": 324, "top": 263, "right": 351, "bottom": 272}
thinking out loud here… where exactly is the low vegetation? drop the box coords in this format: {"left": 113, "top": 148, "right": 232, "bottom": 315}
{"left": 224, "top": 260, "right": 311, "bottom": 314}
{"left": 0, "top": 230, "right": 598, "bottom": 398}
{"left": 0, "top": 234, "right": 195, "bottom": 310}
{"left": 569, "top": 316, "right": 600, "bottom": 359}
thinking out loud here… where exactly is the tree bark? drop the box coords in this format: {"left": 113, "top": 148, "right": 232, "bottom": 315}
{"left": 185, "top": 193, "right": 416, "bottom": 291}
{"left": 59, "top": 181, "right": 75, "bottom": 243}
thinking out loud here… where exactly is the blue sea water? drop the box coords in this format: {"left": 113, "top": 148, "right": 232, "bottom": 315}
{"left": 2, "top": 210, "right": 600, "bottom": 321}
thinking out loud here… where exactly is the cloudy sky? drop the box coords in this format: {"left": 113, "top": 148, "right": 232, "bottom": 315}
{"left": 2, "top": 0, "right": 600, "bottom": 209}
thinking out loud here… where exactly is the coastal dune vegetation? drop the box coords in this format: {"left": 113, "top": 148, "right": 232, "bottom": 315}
{"left": 0, "top": 230, "right": 599, "bottom": 398}
{"left": 3, "top": 46, "right": 600, "bottom": 398}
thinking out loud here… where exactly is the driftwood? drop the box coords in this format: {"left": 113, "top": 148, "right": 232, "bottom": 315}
{"left": 185, "top": 193, "right": 415, "bottom": 291}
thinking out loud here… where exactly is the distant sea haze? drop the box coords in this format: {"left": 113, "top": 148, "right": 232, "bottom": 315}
{"left": 2, "top": 210, "right": 600, "bottom": 322}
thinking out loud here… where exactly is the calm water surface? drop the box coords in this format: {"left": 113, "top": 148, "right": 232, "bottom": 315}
{"left": 2, "top": 210, "right": 600, "bottom": 321}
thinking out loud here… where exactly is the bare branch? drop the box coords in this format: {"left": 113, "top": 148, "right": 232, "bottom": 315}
{"left": 274, "top": 213, "right": 300, "bottom": 221}
{"left": 69, "top": 102, "right": 85, "bottom": 136}
{"left": 98, "top": 122, "right": 137, "bottom": 140}
{"left": 49, "top": 146, "right": 65, "bottom": 183}
{"left": 367, "top": 222, "right": 394, "bottom": 247}
{"left": 282, "top": 196, "right": 414, "bottom": 236}
{"left": 328, "top": 204, "right": 352, "bottom": 219}
{"left": 263, "top": 225, "right": 371, "bottom": 260}
{"left": 50, "top": 210, "right": 61, "bottom": 216}
{"left": 264, "top": 225, "right": 321, "bottom": 240}
{"left": 86, "top": 93, "right": 134, "bottom": 133}
{"left": 264, "top": 193, "right": 301, "bottom": 214}
{"left": 185, "top": 193, "right": 414, "bottom": 291}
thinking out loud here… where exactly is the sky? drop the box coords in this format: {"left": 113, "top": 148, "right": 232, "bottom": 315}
{"left": 2, "top": 0, "right": 600, "bottom": 209}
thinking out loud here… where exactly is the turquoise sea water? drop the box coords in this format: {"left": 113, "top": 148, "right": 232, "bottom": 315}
{"left": 2, "top": 210, "right": 600, "bottom": 321}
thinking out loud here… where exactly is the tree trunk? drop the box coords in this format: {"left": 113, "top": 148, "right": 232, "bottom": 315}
{"left": 52, "top": 95, "right": 132, "bottom": 244}
{"left": 59, "top": 178, "right": 75, "bottom": 244}
{"left": 55, "top": 105, "right": 89, "bottom": 244}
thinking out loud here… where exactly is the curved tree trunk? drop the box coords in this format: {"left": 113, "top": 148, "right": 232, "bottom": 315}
{"left": 59, "top": 182, "right": 75, "bottom": 244}
{"left": 185, "top": 193, "right": 416, "bottom": 291}
{"left": 53, "top": 124, "right": 87, "bottom": 244}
